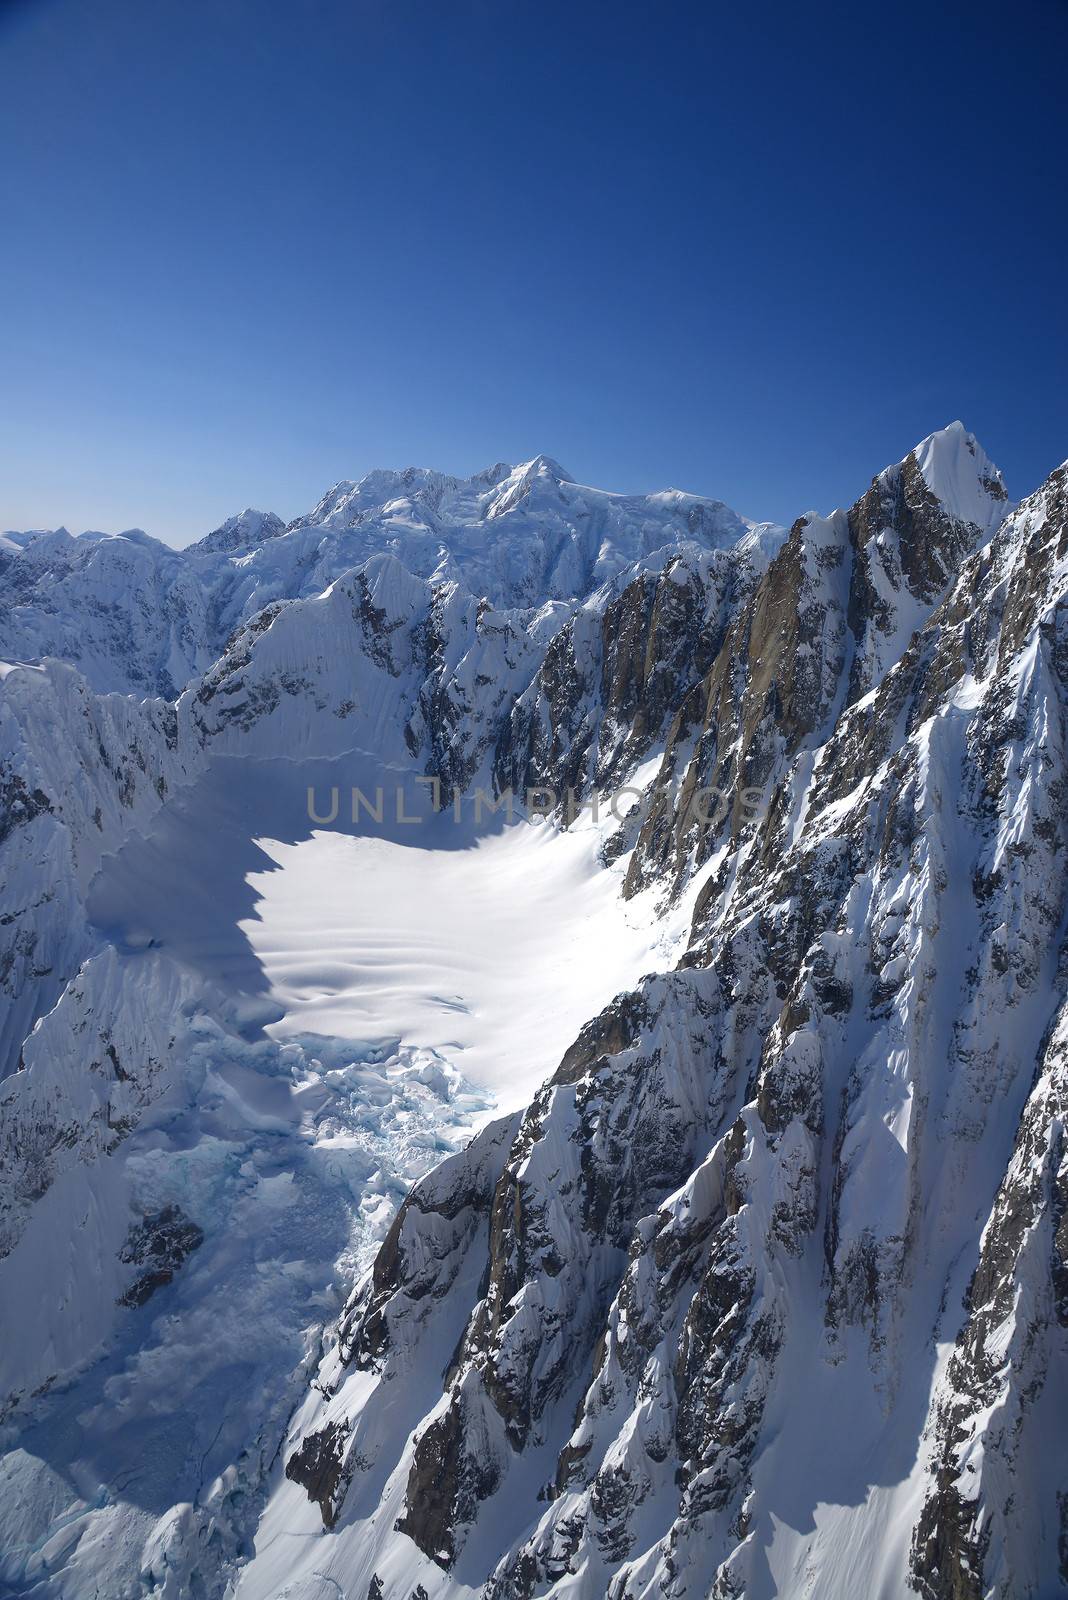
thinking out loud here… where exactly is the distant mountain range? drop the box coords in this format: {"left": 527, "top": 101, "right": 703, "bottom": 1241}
{"left": 0, "top": 454, "right": 784, "bottom": 698}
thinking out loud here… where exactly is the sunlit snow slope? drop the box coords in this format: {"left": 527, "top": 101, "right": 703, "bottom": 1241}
{"left": 245, "top": 815, "right": 685, "bottom": 1112}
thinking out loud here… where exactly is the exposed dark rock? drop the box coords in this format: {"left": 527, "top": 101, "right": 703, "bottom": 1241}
{"left": 284, "top": 1418, "right": 352, "bottom": 1528}
{"left": 117, "top": 1204, "right": 204, "bottom": 1307}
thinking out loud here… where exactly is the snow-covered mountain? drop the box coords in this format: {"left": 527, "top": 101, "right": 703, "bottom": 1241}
{"left": 3, "top": 426, "right": 1065, "bottom": 1600}
{"left": 0, "top": 456, "right": 782, "bottom": 698}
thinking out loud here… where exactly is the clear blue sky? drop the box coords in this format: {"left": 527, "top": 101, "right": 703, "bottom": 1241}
{"left": 1, "top": 0, "right": 1065, "bottom": 545}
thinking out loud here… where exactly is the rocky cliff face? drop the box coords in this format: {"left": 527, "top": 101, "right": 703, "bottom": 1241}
{"left": 1, "top": 429, "right": 1064, "bottom": 1600}
{"left": 493, "top": 542, "right": 759, "bottom": 809}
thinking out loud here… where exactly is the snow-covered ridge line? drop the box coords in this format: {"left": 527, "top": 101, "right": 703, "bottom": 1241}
{"left": 0, "top": 453, "right": 789, "bottom": 699}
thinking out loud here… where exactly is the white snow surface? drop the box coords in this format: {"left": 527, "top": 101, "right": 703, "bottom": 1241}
{"left": 244, "top": 809, "right": 686, "bottom": 1113}
{"left": 85, "top": 754, "right": 693, "bottom": 1118}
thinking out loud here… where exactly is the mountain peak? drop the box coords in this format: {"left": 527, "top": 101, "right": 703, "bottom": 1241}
{"left": 906, "top": 420, "right": 1009, "bottom": 532}
{"left": 512, "top": 453, "right": 574, "bottom": 484}
{"left": 470, "top": 461, "right": 513, "bottom": 488}
{"left": 192, "top": 507, "right": 286, "bottom": 555}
